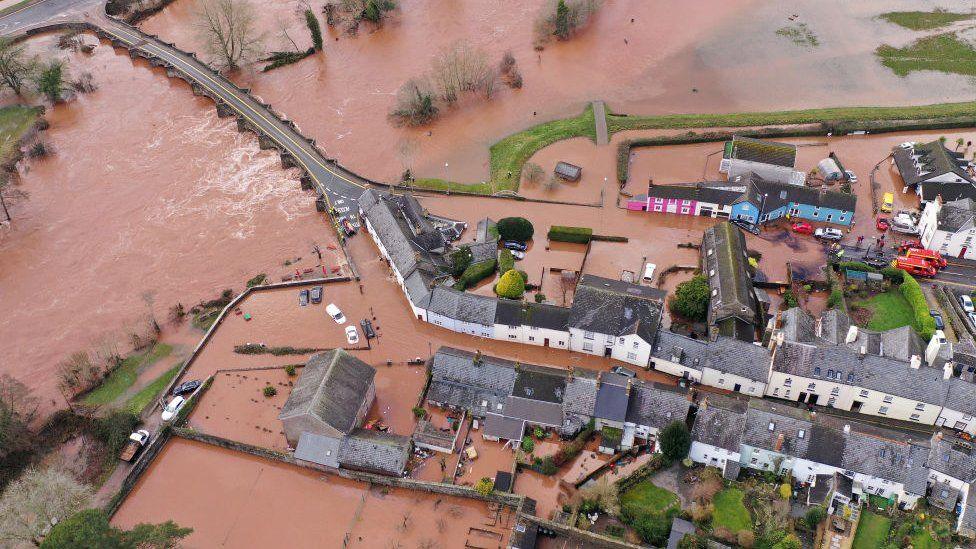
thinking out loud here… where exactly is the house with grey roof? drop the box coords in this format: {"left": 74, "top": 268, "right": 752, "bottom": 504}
{"left": 939, "top": 376, "right": 976, "bottom": 436}
{"left": 719, "top": 135, "right": 805, "bottom": 185}
{"left": 279, "top": 350, "right": 376, "bottom": 447}
{"left": 702, "top": 222, "right": 763, "bottom": 342}
{"left": 427, "top": 347, "right": 517, "bottom": 417}
{"left": 927, "top": 432, "right": 976, "bottom": 538}
{"left": 689, "top": 395, "right": 748, "bottom": 479}
{"left": 625, "top": 381, "right": 691, "bottom": 443}
{"left": 294, "top": 429, "right": 412, "bottom": 477}
{"left": 493, "top": 299, "right": 571, "bottom": 350}
{"left": 918, "top": 196, "right": 976, "bottom": 260}
{"left": 893, "top": 140, "right": 976, "bottom": 203}
{"left": 700, "top": 336, "right": 770, "bottom": 396}
{"left": 567, "top": 274, "right": 665, "bottom": 366}
{"left": 649, "top": 330, "right": 708, "bottom": 382}
{"left": 426, "top": 285, "right": 497, "bottom": 338}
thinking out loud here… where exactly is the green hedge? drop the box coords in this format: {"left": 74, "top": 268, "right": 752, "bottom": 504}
{"left": 591, "top": 234, "right": 628, "bottom": 242}
{"left": 548, "top": 225, "right": 593, "bottom": 243}
{"left": 453, "top": 259, "right": 497, "bottom": 290}
{"left": 498, "top": 248, "right": 515, "bottom": 274}
{"left": 881, "top": 267, "right": 905, "bottom": 283}
{"left": 900, "top": 273, "right": 937, "bottom": 340}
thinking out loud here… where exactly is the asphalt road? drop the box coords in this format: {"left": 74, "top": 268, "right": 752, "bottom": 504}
{"left": 839, "top": 243, "right": 976, "bottom": 289}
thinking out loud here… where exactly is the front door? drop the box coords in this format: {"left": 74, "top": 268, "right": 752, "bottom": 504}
{"left": 604, "top": 347, "right": 612, "bottom": 358}
{"left": 544, "top": 338, "right": 550, "bottom": 347}
{"left": 733, "top": 383, "right": 742, "bottom": 392}
{"left": 961, "top": 247, "right": 968, "bottom": 258}
{"left": 808, "top": 394, "right": 819, "bottom": 405}
{"left": 798, "top": 392, "right": 807, "bottom": 403}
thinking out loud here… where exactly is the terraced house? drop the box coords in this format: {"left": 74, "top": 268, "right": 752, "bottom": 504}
{"left": 893, "top": 139, "right": 976, "bottom": 203}
{"left": 719, "top": 135, "right": 805, "bottom": 185}
{"left": 701, "top": 222, "right": 767, "bottom": 342}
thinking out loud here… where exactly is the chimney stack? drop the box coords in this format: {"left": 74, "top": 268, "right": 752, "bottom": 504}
{"left": 927, "top": 330, "right": 947, "bottom": 367}
{"left": 910, "top": 355, "right": 922, "bottom": 369}
{"left": 626, "top": 378, "right": 633, "bottom": 396}
{"left": 846, "top": 326, "right": 859, "bottom": 345}
{"left": 944, "top": 361, "right": 953, "bottom": 380}
{"left": 774, "top": 433, "right": 785, "bottom": 452}
{"left": 843, "top": 424, "right": 851, "bottom": 434}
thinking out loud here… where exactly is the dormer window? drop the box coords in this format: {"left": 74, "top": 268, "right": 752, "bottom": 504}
{"left": 768, "top": 422, "right": 775, "bottom": 431}
{"left": 798, "top": 429, "right": 805, "bottom": 439}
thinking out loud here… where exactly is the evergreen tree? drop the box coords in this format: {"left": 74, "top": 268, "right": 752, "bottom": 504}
{"left": 305, "top": 9, "right": 323, "bottom": 51}
{"left": 554, "top": 0, "right": 570, "bottom": 40}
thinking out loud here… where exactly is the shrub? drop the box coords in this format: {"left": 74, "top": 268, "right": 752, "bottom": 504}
{"left": 454, "top": 259, "right": 497, "bottom": 290}
{"left": 539, "top": 456, "right": 557, "bottom": 475}
{"left": 495, "top": 269, "right": 526, "bottom": 299}
{"left": 498, "top": 248, "right": 515, "bottom": 274}
{"left": 412, "top": 406, "right": 427, "bottom": 419}
{"left": 390, "top": 77, "right": 439, "bottom": 126}
{"left": 670, "top": 275, "right": 709, "bottom": 321}
{"left": 523, "top": 162, "right": 544, "bottom": 185}
{"left": 450, "top": 246, "right": 474, "bottom": 276}
{"left": 881, "top": 266, "right": 904, "bottom": 283}
{"left": 521, "top": 436, "right": 535, "bottom": 453}
{"left": 837, "top": 261, "right": 877, "bottom": 273}
{"left": 534, "top": 426, "right": 545, "bottom": 439}
{"left": 783, "top": 290, "right": 799, "bottom": 309}
{"left": 659, "top": 421, "right": 691, "bottom": 462}
{"left": 778, "top": 483, "right": 791, "bottom": 499}
{"left": 262, "top": 386, "right": 277, "bottom": 397}
{"left": 93, "top": 410, "right": 140, "bottom": 455}
{"left": 547, "top": 225, "right": 593, "bottom": 243}
{"left": 497, "top": 217, "right": 534, "bottom": 241}
{"left": 284, "top": 364, "right": 297, "bottom": 376}
{"left": 305, "top": 9, "right": 323, "bottom": 50}
{"left": 804, "top": 506, "right": 826, "bottom": 530}
{"left": 827, "top": 288, "right": 844, "bottom": 309}
{"left": 629, "top": 509, "right": 676, "bottom": 546}
{"left": 900, "top": 273, "right": 937, "bottom": 340}
{"left": 245, "top": 273, "right": 267, "bottom": 288}
{"left": 737, "top": 530, "right": 756, "bottom": 548}
{"left": 534, "top": 293, "right": 545, "bottom": 303}
{"left": 474, "top": 477, "right": 493, "bottom": 496}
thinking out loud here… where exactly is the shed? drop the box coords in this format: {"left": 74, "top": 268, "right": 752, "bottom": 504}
{"left": 493, "top": 470, "right": 513, "bottom": 492}
{"left": 554, "top": 161, "right": 582, "bottom": 182}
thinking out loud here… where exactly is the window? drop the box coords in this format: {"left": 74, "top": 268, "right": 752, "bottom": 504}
{"left": 955, "top": 421, "right": 968, "bottom": 430}
{"left": 719, "top": 378, "right": 725, "bottom": 385}
{"left": 807, "top": 383, "right": 816, "bottom": 391}
{"left": 915, "top": 403, "right": 925, "bottom": 411}
{"left": 785, "top": 389, "right": 791, "bottom": 397}
{"left": 910, "top": 414, "right": 921, "bottom": 421}
{"left": 508, "top": 334, "right": 517, "bottom": 339}
{"left": 798, "top": 429, "right": 805, "bottom": 439}
{"left": 965, "top": 415, "right": 973, "bottom": 421}
{"left": 831, "top": 387, "right": 840, "bottom": 396}
{"left": 583, "top": 343, "right": 593, "bottom": 352}
{"left": 558, "top": 341, "right": 565, "bottom": 346}
{"left": 497, "top": 403, "right": 504, "bottom": 410}
{"left": 751, "top": 457, "right": 758, "bottom": 464}
{"left": 883, "top": 395, "right": 893, "bottom": 403}
{"left": 619, "top": 337, "right": 625, "bottom": 344}
{"left": 707, "top": 249, "right": 713, "bottom": 256}
{"left": 508, "top": 324, "right": 518, "bottom": 329}
{"left": 633, "top": 341, "right": 639, "bottom": 350}
{"left": 784, "top": 378, "right": 792, "bottom": 386}
{"left": 879, "top": 406, "right": 889, "bottom": 415}
{"left": 773, "top": 387, "right": 780, "bottom": 396}
{"left": 530, "top": 326, "right": 538, "bottom": 331}
{"left": 827, "top": 369, "right": 833, "bottom": 378}
{"left": 583, "top": 331, "right": 594, "bottom": 340}
{"left": 528, "top": 336, "right": 535, "bottom": 342}
{"left": 768, "top": 422, "right": 776, "bottom": 432}
{"left": 826, "top": 214, "right": 833, "bottom": 222}
{"left": 828, "top": 397, "right": 836, "bottom": 406}
{"left": 653, "top": 205, "right": 663, "bottom": 212}
{"left": 879, "top": 448, "right": 886, "bottom": 458}
{"left": 481, "top": 400, "right": 488, "bottom": 407}
{"left": 627, "top": 352, "right": 637, "bottom": 361}
{"left": 860, "top": 389, "right": 869, "bottom": 398}
{"left": 814, "top": 367, "right": 821, "bottom": 376}
{"left": 683, "top": 199, "right": 691, "bottom": 205}
{"left": 848, "top": 373, "right": 855, "bottom": 383}
{"left": 712, "top": 289, "right": 718, "bottom": 297}
{"left": 681, "top": 207, "right": 690, "bottom": 214}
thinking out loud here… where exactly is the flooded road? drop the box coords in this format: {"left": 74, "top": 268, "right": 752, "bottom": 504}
{"left": 0, "top": 34, "right": 335, "bottom": 410}
{"left": 138, "top": 0, "right": 976, "bottom": 184}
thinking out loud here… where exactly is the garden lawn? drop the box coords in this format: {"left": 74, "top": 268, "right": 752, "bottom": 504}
{"left": 851, "top": 512, "right": 891, "bottom": 549}
{"left": 879, "top": 10, "right": 973, "bottom": 31}
{"left": 620, "top": 480, "right": 679, "bottom": 514}
{"left": 712, "top": 488, "right": 752, "bottom": 533}
{"left": 910, "top": 529, "right": 939, "bottom": 549}
{"left": 0, "top": 104, "right": 40, "bottom": 165}
{"left": 877, "top": 32, "right": 976, "bottom": 78}
{"left": 124, "top": 364, "right": 181, "bottom": 414}
{"left": 82, "top": 344, "right": 173, "bottom": 406}
{"left": 851, "top": 291, "right": 914, "bottom": 332}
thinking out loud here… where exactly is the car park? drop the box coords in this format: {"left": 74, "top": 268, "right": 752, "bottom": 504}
{"left": 310, "top": 286, "right": 323, "bottom": 304}
{"left": 930, "top": 310, "right": 945, "bottom": 330}
{"left": 791, "top": 222, "right": 814, "bottom": 235}
{"left": 161, "top": 396, "right": 186, "bottom": 422}
{"left": 960, "top": 294, "right": 975, "bottom": 314}
{"left": 326, "top": 303, "right": 346, "bottom": 324}
{"left": 502, "top": 241, "right": 527, "bottom": 252}
{"left": 360, "top": 319, "right": 376, "bottom": 339}
{"left": 345, "top": 325, "right": 360, "bottom": 345}
{"left": 172, "top": 379, "right": 202, "bottom": 397}
{"left": 814, "top": 227, "right": 843, "bottom": 241}
{"left": 611, "top": 366, "right": 637, "bottom": 378}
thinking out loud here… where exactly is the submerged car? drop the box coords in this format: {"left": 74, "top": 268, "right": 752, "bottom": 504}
{"left": 161, "top": 396, "right": 186, "bottom": 422}
{"left": 360, "top": 319, "right": 376, "bottom": 339}
{"left": 326, "top": 303, "right": 346, "bottom": 324}
{"left": 876, "top": 217, "right": 890, "bottom": 232}
{"left": 791, "top": 222, "right": 814, "bottom": 235}
{"left": 172, "top": 379, "right": 202, "bottom": 397}
{"left": 345, "top": 325, "right": 360, "bottom": 345}
{"left": 845, "top": 170, "right": 858, "bottom": 184}
{"left": 930, "top": 310, "right": 945, "bottom": 330}
{"left": 502, "top": 241, "right": 527, "bottom": 252}
{"left": 511, "top": 250, "right": 526, "bottom": 260}
{"left": 814, "top": 227, "right": 844, "bottom": 241}
{"left": 310, "top": 286, "right": 323, "bottom": 304}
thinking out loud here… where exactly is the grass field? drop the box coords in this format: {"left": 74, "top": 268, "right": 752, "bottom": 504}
{"left": 620, "top": 480, "right": 679, "bottom": 514}
{"left": 851, "top": 291, "right": 915, "bottom": 332}
{"left": 911, "top": 529, "right": 939, "bottom": 549}
{"left": 877, "top": 32, "right": 976, "bottom": 78}
{"left": 879, "top": 10, "right": 973, "bottom": 31}
{"left": 82, "top": 344, "right": 173, "bottom": 406}
{"left": 123, "top": 364, "right": 181, "bottom": 414}
{"left": 0, "top": 104, "right": 40, "bottom": 166}
{"left": 852, "top": 512, "right": 892, "bottom": 549}
{"left": 712, "top": 488, "right": 752, "bottom": 533}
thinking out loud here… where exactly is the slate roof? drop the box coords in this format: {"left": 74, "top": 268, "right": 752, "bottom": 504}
{"left": 294, "top": 432, "right": 341, "bottom": 468}
{"left": 644, "top": 181, "right": 747, "bottom": 205}
{"left": 563, "top": 372, "right": 598, "bottom": 417}
{"left": 494, "top": 299, "right": 571, "bottom": 331}
{"left": 960, "top": 504, "right": 976, "bottom": 537}
{"left": 805, "top": 424, "right": 847, "bottom": 468}
{"left": 928, "top": 434, "right": 976, "bottom": 484}
{"left": 426, "top": 286, "right": 498, "bottom": 326}
{"left": 741, "top": 400, "right": 813, "bottom": 458}
{"left": 880, "top": 325, "right": 925, "bottom": 362}
{"left": 503, "top": 395, "right": 564, "bottom": 427}
{"left": 938, "top": 198, "right": 976, "bottom": 233}
{"left": 468, "top": 241, "right": 498, "bottom": 264}
{"left": 692, "top": 396, "right": 747, "bottom": 452}
{"left": 512, "top": 366, "right": 567, "bottom": 404}
{"left": 779, "top": 307, "right": 816, "bottom": 343}
{"left": 703, "top": 337, "right": 771, "bottom": 382}
{"left": 702, "top": 222, "right": 758, "bottom": 337}
{"left": 726, "top": 136, "right": 797, "bottom": 168}
{"left": 568, "top": 274, "right": 665, "bottom": 344}
{"left": 484, "top": 413, "right": 525, "bottom": 441}
{"left": 929, "top": 480, "right": 961, "bottom": 512}
{"left": 427, "top": 347, "right": 518, "bottom": 415}
{"left": 625, "top": 382, "right": 691, "bottom": 432}
{"left": 945, "top": 377, "right": 976, "bottom": 416}
{"left": 494, "top": 298, "right": 522, "bottom": 326}
{"left": 893, "top": 140, "right": 974, "bottom": 189}
{"left": 359, "top": 190, "right": 448, "bottom": 280}
{"left": 731, "top": 172, "right": 856, "bottom": 213}
{"left": 651, "top": 330, "right": 708, "bottom": 371}
{"left": 839, "top": 424, "right": 930, "bottom": 496}
{"left": 594, "top": 381, "right": 629, "bottom": 423}
{"left": 475, "top": 218, "right": 497, "bottom": 243}
{"left": 339, "top": 429, "right": 411, "bottom": 476}
{"left": 819, "top": 309, "right": 852, "bottom": 345}
{"left": 279, "top": 350, "right": 376, "bottom": 435}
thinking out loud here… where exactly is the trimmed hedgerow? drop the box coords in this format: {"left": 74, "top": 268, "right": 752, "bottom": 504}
{"left": 454, "top": 259, "right": 497, "bottom": 290}
{"left": 548, "top": 225, "right": 593, "bottom": 243}
{"left": 900, "top": 272, "right": 937, "bottom": 340}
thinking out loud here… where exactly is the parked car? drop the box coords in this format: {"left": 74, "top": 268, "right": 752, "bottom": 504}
{"left": 172, "top": 379, "right": 202, "bottom": 396}
{"left": 864, "top": 254, "right": 890, "bottom": 269}
{"left": 119, "top": 430, "right": 150, "bottom": 462}
{"left": 611, "top": 366, "right": 638, "bottom": 378}
{"left": 930, "top": 310, "right": 945, "bottom": 330}
{"left": 730, "top": 218, "right": 761, "bottom": 235}
{"left": 791, "top": 222, "right": 814, "bottom": 235}
{"left": 814, "top": 227, "right": 843, "bottom": 241}
{"left": 895, "top": 256, "right": 936, "bottom": 277}
{"left": 876, "top": 217, "right": 890, "bottom": 231}
{"left": 345, "top": 325, "right": 360, "bottom": 345}
{"left": 960, "top": 294, "right": 975, "bottom": 314}
{"left": 360, "top": 319, "right": 376, "bottom": 339}
{"left": 326, "top": 303, "right": 346, "bottom": 324}
{"left": 897, "top": 240, "right": 923, "bottom": 254}
{"left": 299, "top": 288, "right": 309, "bottom": 307}
{"left": 642, "top": 263, "right": 657, "bottom": 282}
{"left": 502, "top": 241, "right": 527, "bottom": 252}
{"left": 511, "top": 250, "right": 526, "bottom": 260}
{"left": 310, "top": 286, "right": 323, "bottom": 304}
{"left": 161, "top": 396, "right": 186, "bottom": 422}
{"left": 899, "top": 141, "right": 916, "bottom": 149}
{"left": 970, "top": 312, "right": 976, "bottom": 328}
{"left": 845, "top": 170, "right": 858, "bottom": 184}
{"left": 881, "top": 193, "right": 894, "bottom": 213}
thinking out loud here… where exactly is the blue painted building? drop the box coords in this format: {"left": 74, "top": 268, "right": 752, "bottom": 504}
{"left": 728, "top": 173, "right": 856, "bottom": 227}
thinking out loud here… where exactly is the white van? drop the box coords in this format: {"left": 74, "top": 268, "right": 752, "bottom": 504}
{"left": 642, "top": 263, "right": 657, "bottom": 282}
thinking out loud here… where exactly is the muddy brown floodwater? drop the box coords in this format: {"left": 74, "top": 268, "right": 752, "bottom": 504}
{"left": 0, "top": 34, "right": 336, "bottom": 411}
{"left": 113, "top": 437, "right": 514, "bottom": 547}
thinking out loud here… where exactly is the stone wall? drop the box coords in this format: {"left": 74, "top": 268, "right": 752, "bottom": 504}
{"left": 520, "top": 515, "right": 650, "bottom": 549}
{"left": 104, "top": 426, "right": 172, "bottom": 517}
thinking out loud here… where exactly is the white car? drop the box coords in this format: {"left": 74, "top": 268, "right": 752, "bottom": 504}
{"left": 961, "top": 295, "right": 975, "bottom": 314}
{"left": 161, "top": 396, "right": 186, "bottom": 422}
{"left": 814, "top": 228, "right": 843, "bottom": 241}
{"left": 511, "top": 250, "right": 525, "bottom": 260}
{"left": 326, "top": 303, "right": 346, "bottom": 324}
{"left": 345, "top": 325, "right": 360, "bottom": 345}
{"left": 844, "top": 170, "right": 857, "bottom": 184}
{"left": 642, "top": 263, "right": 657, "bottom": 282}
{"left": 899, "top": 141, "right": 916, "bottom": 149}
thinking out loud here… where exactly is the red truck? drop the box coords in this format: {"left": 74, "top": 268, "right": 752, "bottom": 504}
{"left": 895, "top": 256, "right": 937, "bottom": 278}
{"left": 904, "top": 248, "right": 947, "bottom": 269}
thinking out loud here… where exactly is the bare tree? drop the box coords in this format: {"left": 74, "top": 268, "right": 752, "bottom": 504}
{"left": 522, "top": 162, "right": 545, "bottom": 186}
{"left": 196, "top": 0, "right": 264, "bottom": 71}
{"left": 389, "top": 77, "right": 438, "bottom": 127}
{"left": 430, "top": 41, "right": 491, "bottom": 104}
{"left": 576, "top": 476, "right": 619, "bottom": 515}
{"left": 0, "top": 38, "right": 36, "bottom": 96}
{"left": 0, "top": 375, "right": 37, "bottom": 460}
{"left": 0, "top": 467, "right": 92, "bottom": 547}
{"left": 559, "top": 270, "right": 576, "bottom": 305}
{"left": 56, "top": 350, "right": 100, "bottom": 397}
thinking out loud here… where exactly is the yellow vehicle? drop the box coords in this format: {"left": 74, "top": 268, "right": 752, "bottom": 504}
{"left": 881, "top": 192, "right": 894, "bottom": 213}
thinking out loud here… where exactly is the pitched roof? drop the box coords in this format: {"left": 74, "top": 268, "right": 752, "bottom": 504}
{"left": 880, "top": 325, "right": 925, "bottom": 362}
{"left": 484, "top": 413, "right": 525, "bottom": 441}
{"left": 426, "top": 286, "right": 498, "bottom": 326}
{"left": 779, "top": 307, "right": 817, "bottom": 343}
{"left": 493, "top": 299, "right": 571, "bottom": 331}
{"left": 692, "top": 396, "right": 747, "bottom": 452}
{"left": 512, "top": 365, "right": 567, "bottom": 404}
{"left": 359, "top": 191, "right": 448, "bottom": 280}
{"left": 731, "top": 172, "right": 856, "bottom": 213}
{"left": 651, "top": 330, "right": 708, "bottom": 371}
{"left": 594, "top": 382, "right": 630, "bottom": 422}
{"left": 427, "top": 347, "right": 517, "bottom": 414}
{"left": 703, "top": 222, "right": 758, "bottom": 336}
{"left": 563, "top": 373, "right": 598, "bottom": 418}
{"left": 893, "top": 140, "right": 974, "bottom": 188}
{"left": 503, "top": 395, "right": 564, "bottom": 427}
{"left": 838, "top": 424, "right": 929, "bottom": 496}
{"left": 644, "top": 181, "right": 747, "bottom": 205}
{"left": 945, "top": 376, "right": 976, "bottom": 416}
{"left": 294, "top": 432, "right": 341, "bottom": 468}
{"left": 742, "top": 400, "right": 813, "bottom": 458}
{"left": 339, "top": 428, "right": 412, "bottom": 476}
{"left": 704, "top": 337, "right": 771, "bottom": 382}
{"left": 937, "top": 198, "right": 976, "bottom": 233}
{"left": 726, "top": 136, "right": 797, "bottom": 168}
{"left": 568, "top": 275, "right": 665, "bottom": 343}
{"left": 625, "top": 382, "right": 691, "bottom": 431}
{"left": 928, "top": 434, "right": 976, "bottom": 484}
{"left": 278, "top": 350, "right": 376, "bottom": 434}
